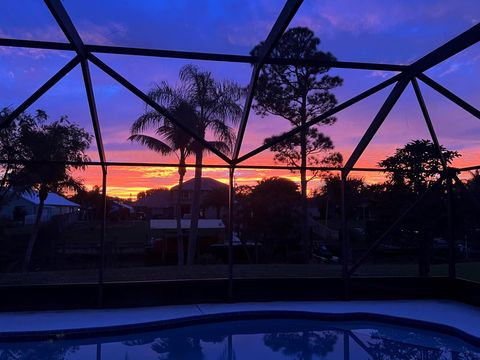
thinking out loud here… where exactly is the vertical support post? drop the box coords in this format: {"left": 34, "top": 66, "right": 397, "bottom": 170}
{"left": 446, "top": 171, "right": 456, "bottom": 278}
{"left": 228, "top": 334, "right": 233, "bottom": 360}
{"left": 96, "top": 343, "right": 102, "bottom": 360}
{"left": 341, "top": 170, "right": 350, "bottom": 299}
{"left": 343, "top": 332, "right": 350, "bottom": 360}
{"left": 98, "top": 166, "right": 107, "bottom": 308}
{"left": 228, "top": 166, "right": 235, "bottom": 302}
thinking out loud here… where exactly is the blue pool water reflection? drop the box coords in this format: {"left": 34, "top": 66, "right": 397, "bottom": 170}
{"left": 1, "top": 318, "right": 479, "bottom": 359}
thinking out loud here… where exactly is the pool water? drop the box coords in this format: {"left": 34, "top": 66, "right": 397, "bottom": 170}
{"left": 1, "top": 318, "right": 479, "bottom": 359}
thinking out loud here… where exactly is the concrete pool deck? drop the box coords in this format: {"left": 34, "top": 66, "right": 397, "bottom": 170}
{"left": 0, "top": 300, "right": 479, "bottom": 338}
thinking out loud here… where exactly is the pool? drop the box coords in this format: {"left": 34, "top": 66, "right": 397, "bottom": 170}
{"left": 1, "top": 313, "right": 479, "bottom": 359}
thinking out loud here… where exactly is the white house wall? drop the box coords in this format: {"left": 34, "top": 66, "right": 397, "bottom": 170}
{"left": 0, "top": 198, "right": 79, "bottom": 222}
{"left": 0, "top": 197, "right": 35, "bottom": 220}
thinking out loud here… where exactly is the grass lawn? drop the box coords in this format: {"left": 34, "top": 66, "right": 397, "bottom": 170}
{"left": 60, "top": 220, "right": 149, "bottom": 245}
{"left": 0, "top": 262, "right": 478, "bottom": 285}
{"left": 456, "top": 262, "right": 480, "bottom": 282}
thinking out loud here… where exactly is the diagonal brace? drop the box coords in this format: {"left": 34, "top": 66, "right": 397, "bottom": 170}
{"left": 88, "top": 54, "right": 232, "bottom": 164}
{"left": 233, "top": 0, "right": 303, "bottom": 161}
{"left": 348, "top": 176, "right": 443, "bottom": 276}
{"left": 417, "top": 74, "right": 480, "bottom": 120}
{"left": 235, "top": 73, "right": 404, "bottom": 164}
{"left": 0, "top": 56, "right": 80, "bottom": 130}
{"left": 343, "top": 77, "right": 410, "bottom": 175}
{"left": 411, "top": 78, "right": 447, "bottom": 169}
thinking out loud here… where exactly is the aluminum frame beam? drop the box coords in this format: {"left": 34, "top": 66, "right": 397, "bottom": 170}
{"left": 340, "top": 170, "right": 349, "bottom": 298}
{"left": 227, "top": 167, "right": 235, "bottom": 300}
{"left": 460, "top": 165, "right": 480, "bottom": 171}
{"left": 44, "top": 0, "right": 86, "bottom": 58}
{"left": 235, "top": 72, "right": 403, "bottom": 164}
{"left": 408, "top": 24, "right": 480, "bottom": 75}
{"left": 0, "top": 38, "right": 72, "bottom": 51}
{"left": 88, "top": 54, "right": 232, "bottom": 164}
{"left": 233, "top": 0, "right": 303, "bottom": 161}
{"left": 0, "top": 158, "right": 343, "bottom": 171}
{"left": 0, "top": 38, "right": 408, "bottom": 71}
{"left": 411, "top": 78, "right": 448, "bottom": 169}
{"left": 348, "top": 176, "right": 443, "bottom": 276}
{"left": 343, "top": 77, "right": 410, "bottom": 174}
{"left": 0, "top": 56, "right": 80, "bottom": 130}
{"left": 446, "top": 174, "right": 456, "bottom": 278}
{"left": 1, "top": 156, "right": 465, "bottom": 174}
{"left": 257, "top": 0, "right": 303, "bottom": 62}
{"left": 417, "top": 74, "right": 480, "bottom": 120}
{"left": 80, "top": 59, "right": 107, "bottom": 164}
{"left": 233, "top": 67, "right": 260, "bottom": 160}
{"left": 44, "top": 0, "right": 106, "bottom": 166}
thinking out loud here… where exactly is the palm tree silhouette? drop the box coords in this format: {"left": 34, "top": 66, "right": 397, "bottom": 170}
{"left": 151, "top": 336, "right": 204, "bottom": 360}
{"left": 202, "top": 185, "right": 228, "bottom": 219}
{"left": 145, "top": 65, "right": 243, "bottom": 265}
{"left": 130, "top": 101, "right": 197, "bottom": 265}
{"left": 264, "top": 330, "right": 338, "bottom": 360}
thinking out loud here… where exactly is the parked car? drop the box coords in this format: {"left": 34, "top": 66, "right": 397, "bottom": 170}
{"left": 313, "top": 244, "right": 339, "bottom": 263}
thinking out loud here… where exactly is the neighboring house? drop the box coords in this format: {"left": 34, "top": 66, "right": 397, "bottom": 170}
{"left": 133, "top": 178, "right": 228, "bottom": 220}
{"left": 132, "top": 189, "right": 172, "bottom": 219}
{"left": 150, "top": 219, "right": 226, "bottom": 256}
{"left": 150, "top": 219, "right": 225, "bottom": 233}
{"left": 170, "top": 177, "right": 228, "bottom": 219}
{"left": 0, "top": 191, "right": 80, "bottom": 224}
{"left": 109, "top": 200, "right": 135, "bottom": 220}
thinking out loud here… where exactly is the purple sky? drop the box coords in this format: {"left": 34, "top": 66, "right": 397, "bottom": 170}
{"left": 1, "top": 0, "right": 479, "bottom": 196}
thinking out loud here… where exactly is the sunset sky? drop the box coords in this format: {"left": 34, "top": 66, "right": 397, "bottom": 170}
{"left": 1, "top": 0, "right": 479, "bottom": 198}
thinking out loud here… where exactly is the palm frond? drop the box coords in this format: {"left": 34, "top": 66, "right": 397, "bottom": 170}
{"left": 128, "top": 134, "right": 174, "bottom": 155}
{"left": 148, "top": 81, "right": 186, "bottom": 108}
{"left": 208, "top": 119, "right": 236, "bottom": 150}
{"left": 204, "top": 141, "right": 230, "bottom": 155}
{"left": 55, "top": 174, "right": 85, "bottom": 195}
{"left": 130, "top": 111, "right": 164, "bottom": 134}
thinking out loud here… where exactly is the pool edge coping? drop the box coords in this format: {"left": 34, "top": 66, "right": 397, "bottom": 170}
{"left": 1, "top": 309, "right": 480, "bottom": 347}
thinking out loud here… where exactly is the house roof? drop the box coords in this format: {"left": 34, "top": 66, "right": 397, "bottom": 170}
{"left": 171, "top": 177, "right": 228, "bottom": 192}
{"left": 112, "top": 201, "right": 135, "bottom": 212}
{"left": 150, "top": 219, "right": 225, "bottom": 229}
{"left": 133, "top": 190, "right": 171, "bottom": 208}
{"left": 21, "top": 192, "right": 80, "bottom": 207}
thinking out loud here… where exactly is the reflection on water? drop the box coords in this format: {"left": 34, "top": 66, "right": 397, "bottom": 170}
{"left": 1, "top": 319, "right": 479, "bottom": 359}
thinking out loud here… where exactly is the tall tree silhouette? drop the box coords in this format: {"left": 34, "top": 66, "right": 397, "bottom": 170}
{"left": 0, "top": 342, "right": 78, "bottom": 360}
{"left": 0, "top": 108, "right": 39, "bottom": 205}
{"left": 364, "top": 331, "right": 460, "bottom": 360}
{"left": 264, "top": 330, "right": 338, "bottom": 360}
{"left": 146, "top": 65, "right": 243, "bottom": 265}
{"left": 249, "top": 177, "right": 301, "bottom": 260}
{"left": 151, "top": 336, "right": 204, "bottom": 360}
{"left": 202, "top": 185, "right": 228, "bottom": 219}
{"left": 251, "top": 27, "right": 343, "bottom": 260}
{"left": 379, "top": 139, "right": 459, "bottom": 194}
{"left": 8, "top": 113, "right": 91, "bottom": 271}
{"left": 320, "top": 174, "right": 365, "bottom": 224}
{"left": 467, "top": 170, "right": 480, "bottom": 193}
{"left": 130, "top": 101, "right": 197, "bottom": 265}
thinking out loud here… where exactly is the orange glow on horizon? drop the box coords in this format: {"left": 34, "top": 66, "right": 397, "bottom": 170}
{"left": 77, "top": 130, "right": 480, "bottom": 199}
{"left": 76, "top": 150, "right": 480, "bottom": 199}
